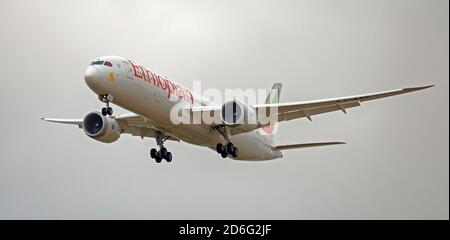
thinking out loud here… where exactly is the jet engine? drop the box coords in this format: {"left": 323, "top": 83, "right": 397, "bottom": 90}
{"left": 220, "top": 100, "right": 258, "bottom": 132}
{"left": 83, "top": 112, "right": 121, "bottom": 143}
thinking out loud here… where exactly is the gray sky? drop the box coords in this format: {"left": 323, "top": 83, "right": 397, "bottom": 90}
{"left": 0, "top": 0, "right": 448, "bottom": 219}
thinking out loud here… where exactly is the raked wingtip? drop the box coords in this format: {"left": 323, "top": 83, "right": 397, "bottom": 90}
{"left": 416, "top": 85, "right": 435, "bottom": 90}
{"left": 403, "top": 85, "right": 435, "bottom": 92}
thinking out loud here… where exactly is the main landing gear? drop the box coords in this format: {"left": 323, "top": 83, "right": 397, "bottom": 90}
{"left": 216, "top": 142, "right": 238, "bottom": 158}
{"left": 99, "top": 94, "right": 113, "bottom": 116}
{"left": 214, "top": 126, "right": 239, "bottom": 158}
{"left": 150, "top": 131, "right": 173, "bottom": 163}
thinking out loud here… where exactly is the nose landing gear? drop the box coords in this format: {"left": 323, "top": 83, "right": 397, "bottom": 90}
{"left": 99, "top": 94, "right": 113, "bottom": 116}
{"left": 150, "top": 131, "right": 173, "bottom": 163}
{"left": 101, "top": 106, "right": 113, "bottom": 116}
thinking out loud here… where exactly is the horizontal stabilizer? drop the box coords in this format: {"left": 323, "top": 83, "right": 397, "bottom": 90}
{"left": 273, "top": 141, "right": 345, "bottom": 150}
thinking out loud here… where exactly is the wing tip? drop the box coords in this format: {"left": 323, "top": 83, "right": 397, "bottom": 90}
{"left": 404, "top": 85, "right": 435, "bottom": 92}
{"left": 40, "top": 117, "right": 53, "bottom": 122}
{"left": 324, "top": 141, "right": 346, "bottom": 146}
{"left": 273, "top": 141, "right": 347, "bottom": 150}
{"left": 419, "top": 84, "right": 435, "bottom": 90}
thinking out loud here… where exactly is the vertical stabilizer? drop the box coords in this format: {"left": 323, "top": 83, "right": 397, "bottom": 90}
{"left": 260, "top": 83, "right": 283, "bottom": 137}
{"left": 265, "top": 83, "right": 282, "bottom": 104}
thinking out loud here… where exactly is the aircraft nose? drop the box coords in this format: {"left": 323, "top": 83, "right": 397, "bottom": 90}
{"left": 84, "top": 66, "right": 101, "bottom": 89}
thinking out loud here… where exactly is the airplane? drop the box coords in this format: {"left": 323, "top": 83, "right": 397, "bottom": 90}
{"left": 42, "top": 56, "right": 433, "bottom": 163}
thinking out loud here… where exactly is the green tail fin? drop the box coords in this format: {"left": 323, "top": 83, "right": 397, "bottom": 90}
{"left": 265, "top": 83, "right": 282, "bottom": 104}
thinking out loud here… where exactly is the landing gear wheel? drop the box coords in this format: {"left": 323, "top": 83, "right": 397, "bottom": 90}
{"left": 165, "top": 152, "right": 172, "bottom": 162}
{"left": 216, "top": 143, "right": 224, "bottom": 154}
{"left": 221, "top": 151, "right": 228, "bottom": 158}
{"left": 151, "top": 131, "right": 174, "bottom": 163}
{"left": 226, "top": 142, "right": 235, "bottom": 154}
{"left": 231, "top": 147, "right": 238, "bottom": 158}
{"left": 100, "top": 94, "right": 114, "bottom": 116}
{"left": 160, "top": 147, "right": 168, "bottom": 158}
{"left": 155, "top": 153, "right": 163, "bottom": 163}
{"left": 150, "top": 148, "right": 157, "bottom": 159}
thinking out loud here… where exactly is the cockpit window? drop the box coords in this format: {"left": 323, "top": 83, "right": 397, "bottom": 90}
{"left": 90, "top": 60, "right": 104, "bottom": 65}
{"left": 104, "top": 61, "right": 113, "bottom": 67}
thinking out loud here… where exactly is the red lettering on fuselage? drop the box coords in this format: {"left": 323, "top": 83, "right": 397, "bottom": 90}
{"left": 128, "top": 59, "right": 195, "bottom": 104}
{"left": 139, "top": 65, "right": 150, "bottom": 82}
{"left": 144, "top": 68, "right": 153, "bottom": 83}
{"left": 154, "top": 74, "right": 162, "bottom": 87}
{"left": 129, "top": 60, "right": 143, "bottom": 79}
{"left": 165, "top": 79, "right": 176, "bottom": 98}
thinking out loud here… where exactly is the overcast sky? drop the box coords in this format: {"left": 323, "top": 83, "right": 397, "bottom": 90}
{"left": 0, "top": 0, "right": 448, "bottom": 219}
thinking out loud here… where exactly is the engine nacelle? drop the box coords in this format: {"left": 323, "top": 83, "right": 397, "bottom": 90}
{"left": 220, "top": 100, "right": 258, "bottom": 132}
{"left": 83, "top": 112, "right": 121, "bottom": 143}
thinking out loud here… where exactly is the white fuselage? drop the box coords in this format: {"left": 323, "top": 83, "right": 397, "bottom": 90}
{"left": 84, "top": 56, "right": 282, "bottom": 160}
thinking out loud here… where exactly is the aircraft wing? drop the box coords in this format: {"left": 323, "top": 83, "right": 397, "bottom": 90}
{"left": 273, "top": 141, "right": 345, "bottom": 151}
{"left": 41, "top": 113, "right": 179, "bottom": 141}
{"left": 114, "top": 113, "right": 179, "bottom": 141}
{"left": 189, "top": 85, "right": 433, "bottom": 127}
{"left": 253, "top": 85, "right": 434, "bottom": 122}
